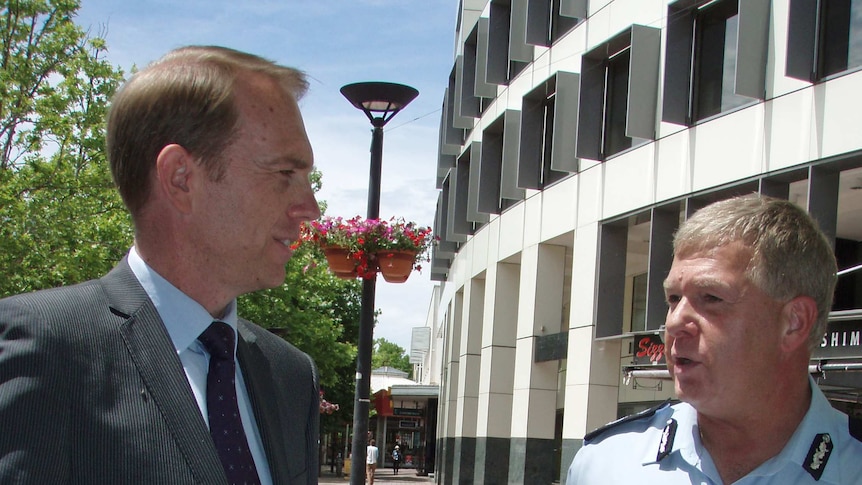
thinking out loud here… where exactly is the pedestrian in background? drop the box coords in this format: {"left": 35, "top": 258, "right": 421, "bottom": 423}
{"left": 366, "top": 439, "right": 379, "bottom": 484}
{"left": 392, "top": 444, "right": 402, "bottom": 475}
{"left": 568, "top": 194, "right": 862, "bottom": 483}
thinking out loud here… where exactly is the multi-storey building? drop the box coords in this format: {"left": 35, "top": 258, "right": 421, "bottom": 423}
{"left": 422, "top": 1, "right": 862, "bottom": 483}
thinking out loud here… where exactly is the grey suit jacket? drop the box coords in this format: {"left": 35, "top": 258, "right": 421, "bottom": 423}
{"left": 0, "top": 260, "right": 319, "bottom": 484}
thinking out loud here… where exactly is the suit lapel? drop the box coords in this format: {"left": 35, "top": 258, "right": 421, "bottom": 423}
{"left": 236, "top": 324, "right": 291, "bottom": 483}
{"left": 100, "top": 261, "right": 226, "bottom": 484}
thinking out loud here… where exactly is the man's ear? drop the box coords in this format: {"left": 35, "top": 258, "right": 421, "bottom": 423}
{"left": 780, "top": 295, "right": 818, "bottom": 353}
{"left": 155, "top": 144, "right": 195, "bottom": 214}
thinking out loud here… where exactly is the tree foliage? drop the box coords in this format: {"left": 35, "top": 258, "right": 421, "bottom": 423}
{"left": 372, "top": 337, "right": 412, "bottom": 378}
{"left": 0, "top": 0, "right": 129, "bottom": 295}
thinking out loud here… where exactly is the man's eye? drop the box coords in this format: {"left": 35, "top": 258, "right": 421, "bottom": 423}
{"left": 665, "top": 294, "right": 680, "bottom": 306}
{"left": 703, "top": 294, "right": 722, "bottom": 303}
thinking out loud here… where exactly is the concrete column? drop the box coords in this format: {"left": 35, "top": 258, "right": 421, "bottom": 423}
{"left": 560, "top": 222, "right": 622, "bottom": 483}
{"left": 439, "top": 294, "right": 462, "bottom": 485}
{"left": 474, "top": 262, "right": 519, "bottom": 484}
{"left": 508, "top": 244, "right": 566, "bottom": 484}
{"left": 452, "top": 278, "right": 484, "bottom": 483}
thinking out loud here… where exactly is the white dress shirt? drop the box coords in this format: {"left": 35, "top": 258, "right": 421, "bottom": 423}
{"left": 128, "top": 247, "right": 273, "bottom": 485}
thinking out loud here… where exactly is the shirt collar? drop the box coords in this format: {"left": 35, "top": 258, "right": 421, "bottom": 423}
{"left": 128, "top": 246, "right": 238, "bottom": 354}
{"left": 652, "top": 377, "right": 842, "bottom": 483}
{"left": 745, "top": 376, "right": 840, "bottom": 481}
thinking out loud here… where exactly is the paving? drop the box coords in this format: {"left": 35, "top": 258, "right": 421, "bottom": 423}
{"left": 318, "top": 467, "right": 435, "bottom": 484}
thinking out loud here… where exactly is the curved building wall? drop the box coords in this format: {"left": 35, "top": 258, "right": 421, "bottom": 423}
{"left": 429, "top": 1, "right": 862, "bottom": 483}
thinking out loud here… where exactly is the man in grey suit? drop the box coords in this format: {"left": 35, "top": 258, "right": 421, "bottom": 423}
{"left": 0, "top": 46, "right": 322, "bottom": 484}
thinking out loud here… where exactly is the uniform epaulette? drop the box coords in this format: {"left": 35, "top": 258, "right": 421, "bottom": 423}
{"left": 583, "top": 399, "right": 673, "bottom": 444}
{"left": 851, "top": 416, "right": 862, "bottom": 442}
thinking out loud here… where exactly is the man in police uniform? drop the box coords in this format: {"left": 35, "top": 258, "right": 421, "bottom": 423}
{"left": 567, "top": 195, "right": 862, "bottom": 484}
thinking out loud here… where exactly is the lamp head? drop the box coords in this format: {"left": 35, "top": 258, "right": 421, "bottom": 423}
{"left": 340, "top": 81, "right": 419, "bottom": 126}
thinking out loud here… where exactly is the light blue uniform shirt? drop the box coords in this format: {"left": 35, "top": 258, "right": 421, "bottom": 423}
{"left": 567, "top": 377, "right": 862, "bottom": 484}
{"left": 128, "top": 247, "right": 273, "bottom": 485}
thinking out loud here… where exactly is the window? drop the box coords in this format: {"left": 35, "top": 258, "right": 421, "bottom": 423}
{"left": 820, "top": 0, "right": 862, "bottom": 77}
{"left": 478, "top": 111, "right": 523, "bottom": 215}
{"left": 525, "top": 0, "right": 585, "bottom": 47}
{"left": 663, "top": 0, "right": 769, "bottom": 125}
{"left": 519, "top": 72, "right": 579, "bottom": 189}
{"left": 596, "top": 207, "right": 678, "bottom": 338}
{"left": 788, "top": 0, "right": 862, "bottom": 81}
{"left": 577, "top": 25, "right": 660, "bottom": 161}
{"left": 692, "top": 1, "right": 751, "bottom": 119}
{"left": 604, "top": 47, "right": 633, "bottom": 157}
{"left": 487, "top": 0, "right": 531, "bottom": 85}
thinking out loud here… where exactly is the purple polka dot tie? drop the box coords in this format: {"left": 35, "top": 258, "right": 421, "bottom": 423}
{"left": 199, "top": 322, "right": 261, "bottom": 485}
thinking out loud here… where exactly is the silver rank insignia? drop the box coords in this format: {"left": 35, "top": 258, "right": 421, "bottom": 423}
{"left": 656, "top": 418, "right": 678, "bottom": 462}
{"left": 803, "top": 433, "right": 833, "bottom": 481}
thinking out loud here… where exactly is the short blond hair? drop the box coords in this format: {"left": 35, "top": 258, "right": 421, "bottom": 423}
{"left": 673, "top": 194, "right": 837, "bottom": 351}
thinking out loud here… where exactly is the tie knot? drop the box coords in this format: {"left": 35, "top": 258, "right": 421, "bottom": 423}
{"left": 199, "top": 321, "right": 235, "bottom": 361}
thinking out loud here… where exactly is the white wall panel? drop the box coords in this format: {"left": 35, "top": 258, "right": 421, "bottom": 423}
{"left": 523, "top": 194, "right": 543, "bottom": 248}
{"left": 691, "top": 106, "right": 765, "bottom": 192}
{"left": 540, "top": 176, "right": 578, "bottom": 241}
{"left": 576, "top": 165, "right": 603, "bottom": 227}
{"left": 765, "top": 88, "right": 814, "bottom": 172}
{"left": 550, "top": 24, "right": 587, "bottom": 72}
{"left": 820, "top": 71, "right": 862, "bottom": 158}
{"left": 498, "top": 203, "right": 526, "bottom": 259}
{"left": 603, "top": 147, "right": 654, "bottom": 218}
{"left": 654, "top": 131, "right": 690, "bottom": 203}
{"left": 569, "top": 222, "right": 599, "bottom": 329}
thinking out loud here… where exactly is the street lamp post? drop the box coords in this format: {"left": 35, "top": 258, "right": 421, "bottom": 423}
{"left": 340, "top": 81, "right": 418, "bottom": 485}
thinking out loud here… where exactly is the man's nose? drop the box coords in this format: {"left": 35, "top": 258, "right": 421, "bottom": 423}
{"left": 665, "top": 298, "right": 698, "bottom": 338}
{"left": 290, "top": 179, "right": 321, "bottom": 221}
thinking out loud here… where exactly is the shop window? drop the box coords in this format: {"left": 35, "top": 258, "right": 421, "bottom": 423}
{"left": 577, "top": 25, "right": 660, "bottom": 161}
{"left": 787, "top": 0, "right": 862, "bottom": 82}
{"left": 525, "top": 0, "right": 585, "bottom": 47}
{"left": 596, "top": 206, "right": 676, "bottom": 338}
{"left": 663, "top": 0, "right": 769, "bottom": 125}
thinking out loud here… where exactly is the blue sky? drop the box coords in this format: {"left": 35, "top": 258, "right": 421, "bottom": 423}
{"left": 75, "top": 0, "right": 457, "bottom": 351}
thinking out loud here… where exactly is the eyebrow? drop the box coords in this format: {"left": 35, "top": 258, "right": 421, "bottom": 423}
{"left": 254, "top": 155, "right": 314, "bottom": 171}
{"left": 662, "top": 275, "right": 733, "bottom": 294}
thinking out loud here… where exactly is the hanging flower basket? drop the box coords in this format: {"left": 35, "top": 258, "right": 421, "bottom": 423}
{"left": 322, "top": 246, "right": 358, "bottom": 279}
{"left": 300, "top": 216, "right": 435, "bottom": 283}
{"left": 377, "top": 250, "right": 418, "bottom": 283}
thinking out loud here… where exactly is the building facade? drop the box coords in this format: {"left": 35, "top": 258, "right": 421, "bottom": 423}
{"left": 425, "top": 0, "right": 862, "bottom": 483}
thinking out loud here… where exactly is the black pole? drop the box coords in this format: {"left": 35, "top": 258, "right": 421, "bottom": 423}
{"left": 349, "top": 121, "right": 385, "bottom": 485}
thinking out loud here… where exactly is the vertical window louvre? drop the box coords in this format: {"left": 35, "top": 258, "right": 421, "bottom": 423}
{"left": 603, "top": 47, "right": 633, "bottom": 158}
{"left": 452, "top": 153, "right": 474, "bottom": 237}
{"left": 550, "top": 71, "right": 580, "bottom": 174}
{"left": 466, "top": 142, "right": 489, "bottom": 224}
